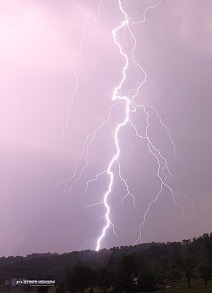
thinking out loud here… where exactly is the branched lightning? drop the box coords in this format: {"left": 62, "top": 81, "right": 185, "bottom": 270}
{"left": 56, "top": 100, "right": 126, "bottom": 205}
{"left": 41, "top": 0, "right": 103, "bottom": 145}
{"left": 95, "top": 0, "right": 194, "bottom": 251}
{"left": 46, "top": 0, "right": 195, "bottom": 252}
{"left": 45, "top": 0, "right": 106, "bottom": 201}
{"left": 95, "top": 0, "right": 166, "bottom": 251}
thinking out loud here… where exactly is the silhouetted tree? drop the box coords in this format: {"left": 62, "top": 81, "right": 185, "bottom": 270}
{"left": 65, "top": 265, "right": 94, "bottom": 293}
{"left": 174, "top": 255, "right": 197, "bottom": 288}
{"left": 199, "top": 263, "right": 212, "bottom": 286}
{"left": 167, "top": 267, "right": 181, "bottom": 283}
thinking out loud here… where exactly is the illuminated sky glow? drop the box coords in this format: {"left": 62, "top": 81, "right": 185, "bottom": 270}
{"left": 0, "top": 0, "right": 212, "bottom": 256}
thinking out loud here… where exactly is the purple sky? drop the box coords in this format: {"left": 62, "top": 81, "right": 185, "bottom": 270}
{"left": 1, "top": 0, "right": 212, "bottom": 256}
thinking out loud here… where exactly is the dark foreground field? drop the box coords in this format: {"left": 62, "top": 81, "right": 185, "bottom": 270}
{"left": 154, "top": 280, "right": 212, "bottom": 293}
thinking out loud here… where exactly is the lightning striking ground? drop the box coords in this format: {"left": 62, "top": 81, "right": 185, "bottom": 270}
{"left": 48, "top": 0, "right": 194, "bottom": 252}
{"left": 95, "top": 0, "right": 194, "bottom": 251}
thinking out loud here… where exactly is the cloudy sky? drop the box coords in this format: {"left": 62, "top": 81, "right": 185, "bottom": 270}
{"left": 0, "top": 0, "right": 212, "bottom": 256}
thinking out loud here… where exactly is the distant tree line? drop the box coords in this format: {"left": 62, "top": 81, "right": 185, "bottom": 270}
{"left": 0, "top": 232, "right": 212, "bottom": 292}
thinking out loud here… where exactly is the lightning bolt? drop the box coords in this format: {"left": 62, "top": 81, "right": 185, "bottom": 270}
{"left": 95, "top": 0, "right": 195, "bottom": 251}
{"left": 45, "top": 0, "right": 195, "bottom": 252}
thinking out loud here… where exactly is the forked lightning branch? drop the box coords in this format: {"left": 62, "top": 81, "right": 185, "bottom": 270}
{"left": 50, "top": 0, "right": 193, "bottom": 252}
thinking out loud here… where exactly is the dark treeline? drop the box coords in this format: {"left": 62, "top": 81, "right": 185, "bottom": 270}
{"left": 1, "top": 232, "right": 212, "bottom": 292}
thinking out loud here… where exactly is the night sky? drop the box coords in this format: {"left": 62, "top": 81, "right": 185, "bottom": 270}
{"left": 1, "top": 0, "right": 212, "bottom": 256}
